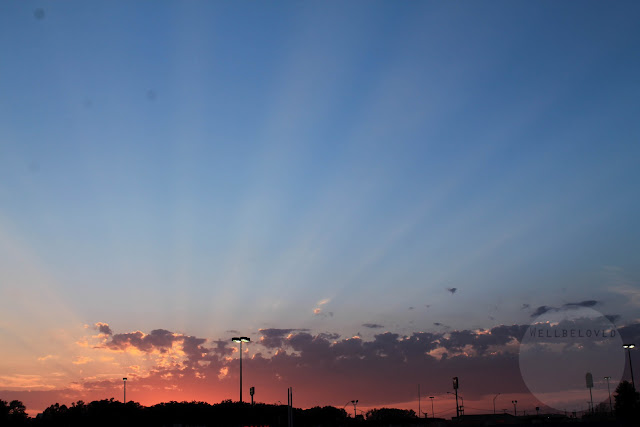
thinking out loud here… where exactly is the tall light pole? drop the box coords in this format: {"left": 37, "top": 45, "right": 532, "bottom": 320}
{"left": 493, "top": 393, "right": 500, "bottom": 415}
{"left": 512, "top": 400, "right": 517, "bottom": 417}
{"left": 452, "top": 377, "right": 459, "bottom": 418}
{"left": 604, "top": 376, "right": 613, "bottom": 413}
{"left": 429, "top": 396, "right": 435, "bottom": 418}
{"left": 232, "top": 337, "right": 250, "bottom": 403}
{"left": 623, "top": 344, "right": 635, "bottom": 390}
{"left": 447, "top": 392, "right": 463, "bottom": 417}
{"left": 123, "top": 377, "right": 127, "bottom": 403}
{"left": 351, "top": 400, "right": 358, "bottom": 418}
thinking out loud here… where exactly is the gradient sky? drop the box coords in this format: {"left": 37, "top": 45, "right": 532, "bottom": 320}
{"left": 1, "top": 0, "right": 640, "bottom": 417}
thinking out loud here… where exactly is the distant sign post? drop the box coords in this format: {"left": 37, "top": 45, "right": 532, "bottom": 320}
{"left": 586, "top": 372, "right": 594, "bottom": 414}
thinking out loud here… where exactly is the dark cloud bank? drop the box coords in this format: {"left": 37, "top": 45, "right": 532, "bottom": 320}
{"left": 4, "top": 321, "right": 639, "bottom": 413}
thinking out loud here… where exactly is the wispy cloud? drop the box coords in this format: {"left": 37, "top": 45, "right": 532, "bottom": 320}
{"left": 72, "top": 356, "right": 92, "bottom": 365}
{"left": 362, "top": 323, "right": 384, "bottom": 329}
{"left": 37, "top": 355, "right": 56, "bottom": 362}
{"left": 610, "top": 285, "right": 640, "bottom": 308}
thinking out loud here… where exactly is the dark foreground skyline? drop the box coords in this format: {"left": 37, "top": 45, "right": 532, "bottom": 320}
{"left": 2, "top": 380, "right": 639, "bottom": 427}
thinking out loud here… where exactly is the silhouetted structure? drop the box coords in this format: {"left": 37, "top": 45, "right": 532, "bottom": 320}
{"left": 0, "top": 396, "right": 638, "bottom": 426}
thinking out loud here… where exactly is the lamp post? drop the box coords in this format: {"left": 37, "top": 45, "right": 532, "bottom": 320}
{"left": 232, "top": 337, "right": 250, "bottom": 403}
{"left": 123, "top": 378, "right": 127, "bottom": 403}
{"left": 512, "top": 400, "right": 517, "bottom": 417}
{"left": 429, "top": 396, "right": 435, "bottom": 418}
{"left": 623, "top": 344, "right": 635, "bottom": 390}
{"left": 452, "top": 377, "right": 459, "bottom": 418}
{"left": 604, "top": 376, "right": 613, "bottom": 413}
{"left": 351, "top": 400, "right": 358, "bottom": 418}
{"left": 447, "top": 392, "right": 463, "bottom": 416}
{"left": 493, "top": 393, "right": 500, "bottom": 415}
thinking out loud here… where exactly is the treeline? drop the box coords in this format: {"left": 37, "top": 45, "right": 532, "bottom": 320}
{"left": 1, "top": 398, "right": 420, "bottom": 427}
{"left": 2, "top": 381, "right": 638, "bottom": 427}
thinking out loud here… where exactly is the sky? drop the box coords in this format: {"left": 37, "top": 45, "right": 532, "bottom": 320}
{"left": 1, "top": 0, "right": 640, "bottom": 418}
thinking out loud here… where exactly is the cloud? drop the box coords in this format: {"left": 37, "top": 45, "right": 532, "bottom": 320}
{"left": 97, "top": 327, "right": 210, "bottom": 367}
{"left": 72, "top": 356, "right": 92, "bottom": 365}
{"left": 530, "top": 305, "right": 553, "bottom": 318}
{"left": 605, "top": 314, "right": 620, "bottom": 324}
{"left": 105, "top": 329, "right": 178, "bottom": 352}
{"left": 521, "top": 304, "right": 530, "bottom": 310}
{"left": 313, "top": 299, "right": 332, "bottom": 317}
{"left": 618, "top": 323, "right": 640, "bottom": 344}
{"left": 610, "top": 285, "right": 640, "bottom": 307}
{"left": 258, "top": 328, "right": 309, "bottom": 349}
{"left": 208, "top": 339, "right": 233, "bottom": 357}
{"left": 94, "top": 322, "right": 113, "bottom": 336}
{"left": 362, "top": 323, "right": 384, "bottom": 329}
{"left": 562, "top": 300, "right": 599, "bottom": 308}
{"left": 530, "top": 301, "right": 602, "bottom": 318}
{"left": 447, "top": 287, "right": 457, "bottom": 294}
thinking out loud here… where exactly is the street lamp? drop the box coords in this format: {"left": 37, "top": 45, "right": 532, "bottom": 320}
{"left": 451, "top": 377, "right": 460, "bottom": 418}
{"left": 429, "top": 396, "right": 435, "bottom": 418}
{"left": 123, "top": 378, "right": 127, "bottom": 403}
{"left": 447, "top": 392, "right": 463, "bottom": 416}
{"left": 232, "top": 337, "right": 250, "bottom": 403}
{"left": 511, "top": 400, "right": 517, "bottom": 417}
{"left": 351, "top": 400, "right": 358, "bottom": 418}
{"left": 493, "top": 393, "right": 500, "bottom": 415}
{"left": 623, "top": 344, "right": 635, "bottom": 390}
{"left": 604, "top": 376, "right": 613, "bottom": 413}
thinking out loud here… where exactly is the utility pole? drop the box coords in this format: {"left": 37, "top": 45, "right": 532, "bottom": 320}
{"left": 453, "top": 377, "right": 459, "bottom": 418}
{"left": 604, "top": 376, "right": 613, "bottom": 413}
{"left": 288, "top": 387, "right": 293, "bottom": 427}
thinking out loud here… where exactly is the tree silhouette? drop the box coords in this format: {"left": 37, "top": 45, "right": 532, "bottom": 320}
{"left": 365, "top": 408, "right": 417, "bottom": 425}
{"left": 0, "top": 399, "right": 28, "bottom": 426}
{"left": 614, "top": 380, "right": 640, "bottom": 421}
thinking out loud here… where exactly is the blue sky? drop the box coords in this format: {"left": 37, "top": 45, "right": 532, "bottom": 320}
{"left": 1, "top": 0, "right": 640, "bottom": 413}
